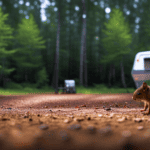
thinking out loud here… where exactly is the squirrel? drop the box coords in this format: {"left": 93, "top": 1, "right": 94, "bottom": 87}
{"left": 132, "top": 82, "right": 150, "bottom": 115}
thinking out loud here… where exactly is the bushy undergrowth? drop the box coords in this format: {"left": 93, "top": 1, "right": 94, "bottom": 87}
{"left": 4, "top": 81, "right": 23, "bottom": 89}
{"left": 0, "top": 83, "right": 136, "bottom": 95}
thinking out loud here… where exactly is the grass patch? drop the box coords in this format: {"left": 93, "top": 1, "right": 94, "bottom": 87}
{"left": 74, "top": 85, "right": 135, "bottom": 94}
{"left": 0, "top": 84, "right": 136, "bottom": 96}
{"left": 0, "top": 86, "right": 54, "bottom": 95}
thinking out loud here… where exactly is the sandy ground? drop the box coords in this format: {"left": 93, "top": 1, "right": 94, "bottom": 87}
{"left": 0, "top": 93, "right": 150, "bottom": 150}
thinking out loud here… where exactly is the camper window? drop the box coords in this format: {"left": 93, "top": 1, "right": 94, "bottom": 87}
{"left": 144, "top": 58, "right": 150, "bottom": 70}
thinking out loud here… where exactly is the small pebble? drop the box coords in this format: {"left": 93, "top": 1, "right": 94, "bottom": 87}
{"left": 64, "top": 119, "right": 70, "bottom": 123}
{"left": 105, "top": 108, "right": 111, "bottom": 111}
{"left": 134, "top": 118, "right": 143, "bottom": 122}
{"left": 38, "top": 124, "right": 49, "bottom": 130}
{"left": 87, "top": 125, "right": 96, "bottom": 133}
{"left": 98, "top": 114, "right": 103, "bottom": 117}
{"left": 98, "top": 125, "right": 112, "bottom": 136}
{"left": 7, "top": 108, "right": 12, "bottom": 110}
{"left": 115, "top": 103, "right": 118, "bottom": 107}
{"left": 137, "top": 126, "right": 143, "bottom": 130}
{"left": 53, "top": 116, "right": 57, "bottom": 119}
{"left": 75, "top": 106, "right": 79, "bottom": 108}
{"left": 122, "top": 130, "right": 131, "bottom": 137}
{"left": 1, "top": 117, "right": 10, "bottom": 121}
{"left": 24, "top": 116, "right": 28, "bottom": 118}
{"left": 109, "top": 113, "right": 115, "bottom": 118}
{"left": 117, "top": 117, "right": 125, "bottom": 122}
{"left": 66, "top": 115, "right": 74, "bottom": 118}
{"left": 116, "top": 115, "right": 121, "bottom": 118}
{"left": 67, "top": 124, "right": 81, "bottom": 130}
{"left": 95, "top": 107, "right": 99, "bottom": 109}
{"left": 74, "top": 117, "right": 84, "bottom": 122}
{"left": 29, "top": 118, "right": 32, "bottom": 121}
{"left": 87, "top": 117, "right": 91, "bottom": 120}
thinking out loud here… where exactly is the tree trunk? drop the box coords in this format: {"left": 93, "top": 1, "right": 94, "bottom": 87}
{"left": 120, "top": 60, "right": 127, "bottom": 88}
{"left": 67, "top": 1, "right": 72, "bottom": 79}
{"left": 68, "top": 25, "right": 71, "bottom": 79}
{"left": 25, "top": 72, "right": 28, "bottom": 82}
{"left": 55, "top": 13, "right": 61, "bottom": 93}
{"left": 112, "top": 64, "right": 116, "bottom": 86}
{"left": 0, "top": 58, "right": 5, "bottom": 87}
{"left": 108, "top": 64, "right": 112, "bottom": 88}
{"left": 101, "top": 64, "right": 106, "bottom": 83}
{"left": 79, "top": 0, "right": 86, "bottom": 86}
{"left": 52, "top": 51, "right": 56, "bottom": 89}
{"left": 52, "top": 2, "right": 61, "bottom": 93}
{"left": 83, "top": 0, "right": 87, "bottom": 88}
{"left": 79, "top": 22, "right": 84, "bottom": 86}
{"left": 83, "top": 29, "right": 87, "bottom": 87}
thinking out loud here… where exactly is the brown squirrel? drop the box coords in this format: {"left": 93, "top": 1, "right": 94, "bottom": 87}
{"left": 132, "top": 82, "right": 150, "bottom": 115}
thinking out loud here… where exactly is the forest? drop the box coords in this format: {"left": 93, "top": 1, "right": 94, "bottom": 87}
{"left": 0, "top": 0, "right": 149, "bottom": 92}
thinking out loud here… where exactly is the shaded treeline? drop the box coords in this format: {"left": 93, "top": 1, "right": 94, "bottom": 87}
{"left": 0, "top": 0, "right": 150, "bottom": 89}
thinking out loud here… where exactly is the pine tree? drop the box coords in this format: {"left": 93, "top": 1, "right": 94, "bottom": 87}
{"left": 101, "top": 8, "right": 132, "bottom": 88}
{"left": 13, "top": 13, "right": 46, "bottom": 83}
{"left": 101, "top": 8, "right": 132, "bottom": 65}
{"left": 0, "top": 7, "right": 17, "bottom": 87}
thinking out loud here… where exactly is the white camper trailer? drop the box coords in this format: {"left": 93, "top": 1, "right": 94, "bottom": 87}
{"left": 131, "top": 51, "right": 150, "bottom": 89}
{"left": 63, "top": 80, "right": 76, "bottom": 93}
{"left": 58, "top": 80, "right": 76, "bottom": 93}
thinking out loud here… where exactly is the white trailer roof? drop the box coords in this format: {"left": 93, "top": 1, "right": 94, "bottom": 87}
{"left": 133, "top": 51, "right": 150, "bottom": 70}
{"left": 65, "top": 80, "right": 75, "bottom": 83}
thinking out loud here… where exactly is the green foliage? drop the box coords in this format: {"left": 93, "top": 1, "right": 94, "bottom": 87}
{"left": 15, "top": 13, "right": 46, "bottom": 49}
{"left": 12, "top": 13, "right": 46, "bottom": 83}
{"left": 36, "top": 67, "right": 49, "bottom": 88}
{"left": 0, "top": 81, "right": 135, "bottom": 95}
{"left": 23, "top": 87, "right": 33, "bottom": 92}
{"left": 74, "top": 78, "right": 79, "bottom": 85}
{"left": 4, "top": 81, "right": 23, "bottom": 89}
{"left": 0, "top": 67, "right": 16, "bottom": 76}
{"left": 0, "top": 1, "right": 146, "bottom": 89}
{"left": 21, "top": 82, "right": 37, "bottom": 89}
{"left": 145, "top": 80, "right": 150, "bottom": 86}
{"left": 100, "top": 8, "right": 132, "bottom": 66}
{"left": 0, "top": 7, "right": 14, "bottom": 48}
{"left": 0, "top": 7, "right": 18, "bottom": 79}
{"left": 93, "top": 83, "right": 107, "bottom": 88}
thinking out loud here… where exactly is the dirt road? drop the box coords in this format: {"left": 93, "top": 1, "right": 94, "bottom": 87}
{"left": 0, "top": 93, "right": 149, "bottom": 150}
{"left": 0, "top": 93, "right": 144, "bottom": 116}
{"left": 0, "top": 93, "right": 143, "bottom": 111}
